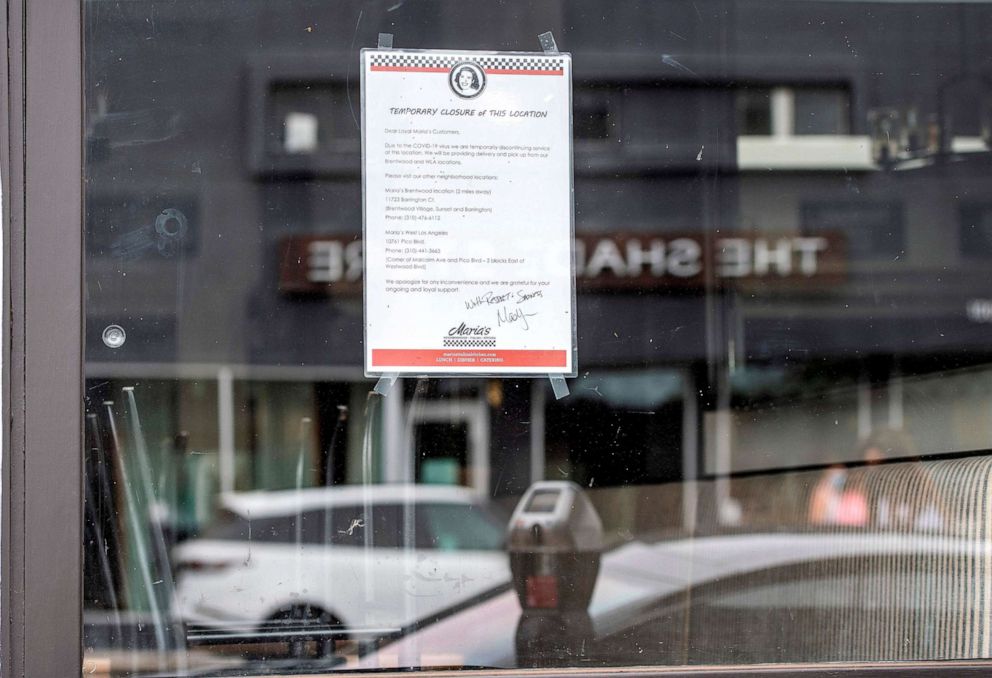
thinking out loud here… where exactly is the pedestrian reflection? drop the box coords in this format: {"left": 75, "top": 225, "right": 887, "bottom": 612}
{"left": 808, "top": 429, "right": 943, "bottom": 531}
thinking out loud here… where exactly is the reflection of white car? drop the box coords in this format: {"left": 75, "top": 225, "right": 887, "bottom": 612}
{"left": 173, "top": 485, "right": 510, "bottom": 637}
{"left": 355, "top": 532, "right": 987, "bottom": 669}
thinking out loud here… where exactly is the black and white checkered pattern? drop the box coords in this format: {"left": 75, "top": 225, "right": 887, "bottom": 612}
{"left": 371, "top": 53, "right": 460, "bottom": 69}
{"left": 370, "top": 53, "right": 564, "bottom": 71}
{"left": 480, "top": 56, "right": 564, "bottom": 71}
{"left": 443, "top": 337, "right": 497, "bottom": 348}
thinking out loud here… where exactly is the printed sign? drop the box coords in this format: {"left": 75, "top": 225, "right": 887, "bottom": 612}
{"left": 361, "top": 49, "right": 576, "bottom": 375}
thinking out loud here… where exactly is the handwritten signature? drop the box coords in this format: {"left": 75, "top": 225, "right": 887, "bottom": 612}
{"left": 464, "top": 290, "right": 512, "bottom": 310}
{"left": 516, "top": 289, "right": 543, "bottom": 304}
{"left": 497, "top": 305, "right": 539, "bottom": 330}
{"left": 466, "top": 288, "right": 544, "bottom": 310}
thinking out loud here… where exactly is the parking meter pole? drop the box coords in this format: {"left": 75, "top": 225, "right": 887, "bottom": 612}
{"left": 515, "top": 609, "right": 593, "bottom": 667}
{"left": 507, "top": 481, "right": 603, "bottom": 667}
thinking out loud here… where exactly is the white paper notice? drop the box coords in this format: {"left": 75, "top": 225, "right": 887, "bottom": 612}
{"left": 362, "top": 49, "right": 575, "bottom": 376}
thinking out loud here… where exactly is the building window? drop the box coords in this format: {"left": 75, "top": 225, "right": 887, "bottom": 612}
{"left": 737, "top": 86, "right": 851, "bottom": 138}
{"left": 793, "top": 87, "right": 851, "bottom": 136}
{"left": 573, "top": 87, "right": 616, "bottom": 141}
{"left": 245, "top": 57, "right": 361, "bottom": 177}
{"left": 801, "top": 200, "right": 904, "bottom": 259}
{"left": 736, "top": 86, "right": 867, "bottom": 170}
{"left": 960, "top": 203, "right": 992, "bottom": 257}
{"left": 266, "top": 81, "right": 358, "bottom": 156}
{"left": 737, "top": 88, "right": 773, "bottom": 136}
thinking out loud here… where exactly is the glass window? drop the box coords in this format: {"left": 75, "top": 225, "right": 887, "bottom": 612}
{"left": 325, "top": 504, "right": 406, "bottom": 548}
{"left": 79, "top": 0, "right": 992, "bottom": 674}
{"left": 960, "top": 203, "right": 992, "bottom": 257}
{"left": 737, "top": 87, "right": 851, "bottom": 137}
{"left": 793, "top": 88, "right": 851, "bottom": 136}
{"left": 417, "top": 503, "right": 505, "bottom": 551}
{"left": 801, "top": 200, "right": 905, "bottom": 259}
{"left": 574, "top": 87, "right": 616, "bottom": 141}
{"left": 737, "top": 88, "right": 773, "bottom": 136}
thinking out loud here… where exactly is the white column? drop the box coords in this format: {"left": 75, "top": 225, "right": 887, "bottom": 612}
{"left": 681, "top": 370, "right": 698, "bottom": 533}
{"left": 217, "top": 366, "right": 236, "bottom": 493}
{"left": 771, "top": 87, "right": 795, "bottom": 138}
{"left": 383, "top": 379, "right": 406, "bottom": 483}
{"left": 715, "top": 367, "right": 739, "bottom": 526}
{"left": 470, "top": 397, "right": 489, "bottom": 497}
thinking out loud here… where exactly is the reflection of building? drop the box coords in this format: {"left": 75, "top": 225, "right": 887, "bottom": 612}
{"left": 85, "top": 0, "right": 992, "bottom": 539}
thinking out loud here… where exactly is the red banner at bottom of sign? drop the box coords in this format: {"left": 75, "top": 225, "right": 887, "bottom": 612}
{"left": 372, "top": 349, "right": 567, "bottom": 368}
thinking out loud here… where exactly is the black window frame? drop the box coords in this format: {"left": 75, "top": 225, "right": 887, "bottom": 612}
{"left": 3, "top": 0, "right": 83, "bottom": 673}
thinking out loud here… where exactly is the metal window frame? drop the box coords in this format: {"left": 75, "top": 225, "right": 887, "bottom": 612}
{"left": 2, "top": 0, "right": 83, "bottom": 673}
{"left": 1, "top": 0, "right": 992, "bottom": 676}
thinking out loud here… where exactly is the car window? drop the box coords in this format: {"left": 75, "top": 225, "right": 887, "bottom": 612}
{"left": 201, "top": 506, "right": 409, "bottom": 547}
{"left": 316, "top": 504, "right": 406, "bottom": 548}
{"left": 204, "top": 513, "right": 299, "bottom": 544}
{"left": 417, "top": 503, "right": 505, "bottom": 551}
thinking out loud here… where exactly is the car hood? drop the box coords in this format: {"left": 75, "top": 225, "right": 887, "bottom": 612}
{"left": 350, "top": 531, "right": 981, "bottom": 670}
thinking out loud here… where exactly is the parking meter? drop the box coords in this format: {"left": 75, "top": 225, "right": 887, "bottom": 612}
{"left": 508, "top": 481, "right": 603, "bottom": 611}
{"left": 507, "top": 481, "right": 603, "bottom": 666}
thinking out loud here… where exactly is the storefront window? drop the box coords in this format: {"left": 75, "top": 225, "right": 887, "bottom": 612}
{"left": 80, "top": 0, "right": 992, "bottom": 674}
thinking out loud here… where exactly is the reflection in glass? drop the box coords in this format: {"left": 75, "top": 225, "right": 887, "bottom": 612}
{"left": 83, "top": 0, "right": 992, "bottom": 673}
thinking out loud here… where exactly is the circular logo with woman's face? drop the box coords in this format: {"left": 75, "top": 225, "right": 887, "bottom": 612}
{"left": 449, "top": 62, "right": 486, "bottom": 99}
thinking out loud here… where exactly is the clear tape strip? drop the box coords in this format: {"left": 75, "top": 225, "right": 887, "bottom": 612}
{"left": 373, "top": 373, "right": 399, "bottom": 396}
{"left": 549, "top": 374, "right": 569, "bottom": 400}
{"left": 538, "top": 31, "right": 559, "bottom": 54}
{"left": 378, "top": 32, "right": 394, "bottom": 49}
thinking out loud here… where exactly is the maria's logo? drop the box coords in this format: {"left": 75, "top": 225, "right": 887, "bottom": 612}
{"left": 449, "top": 62, "right": 486, "bottom": 99}
{"left": 448, "top": 322, "right": 491, "bottom": 336}
{"left": 444, "top": 322, "right": 496, "bottom": 347}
